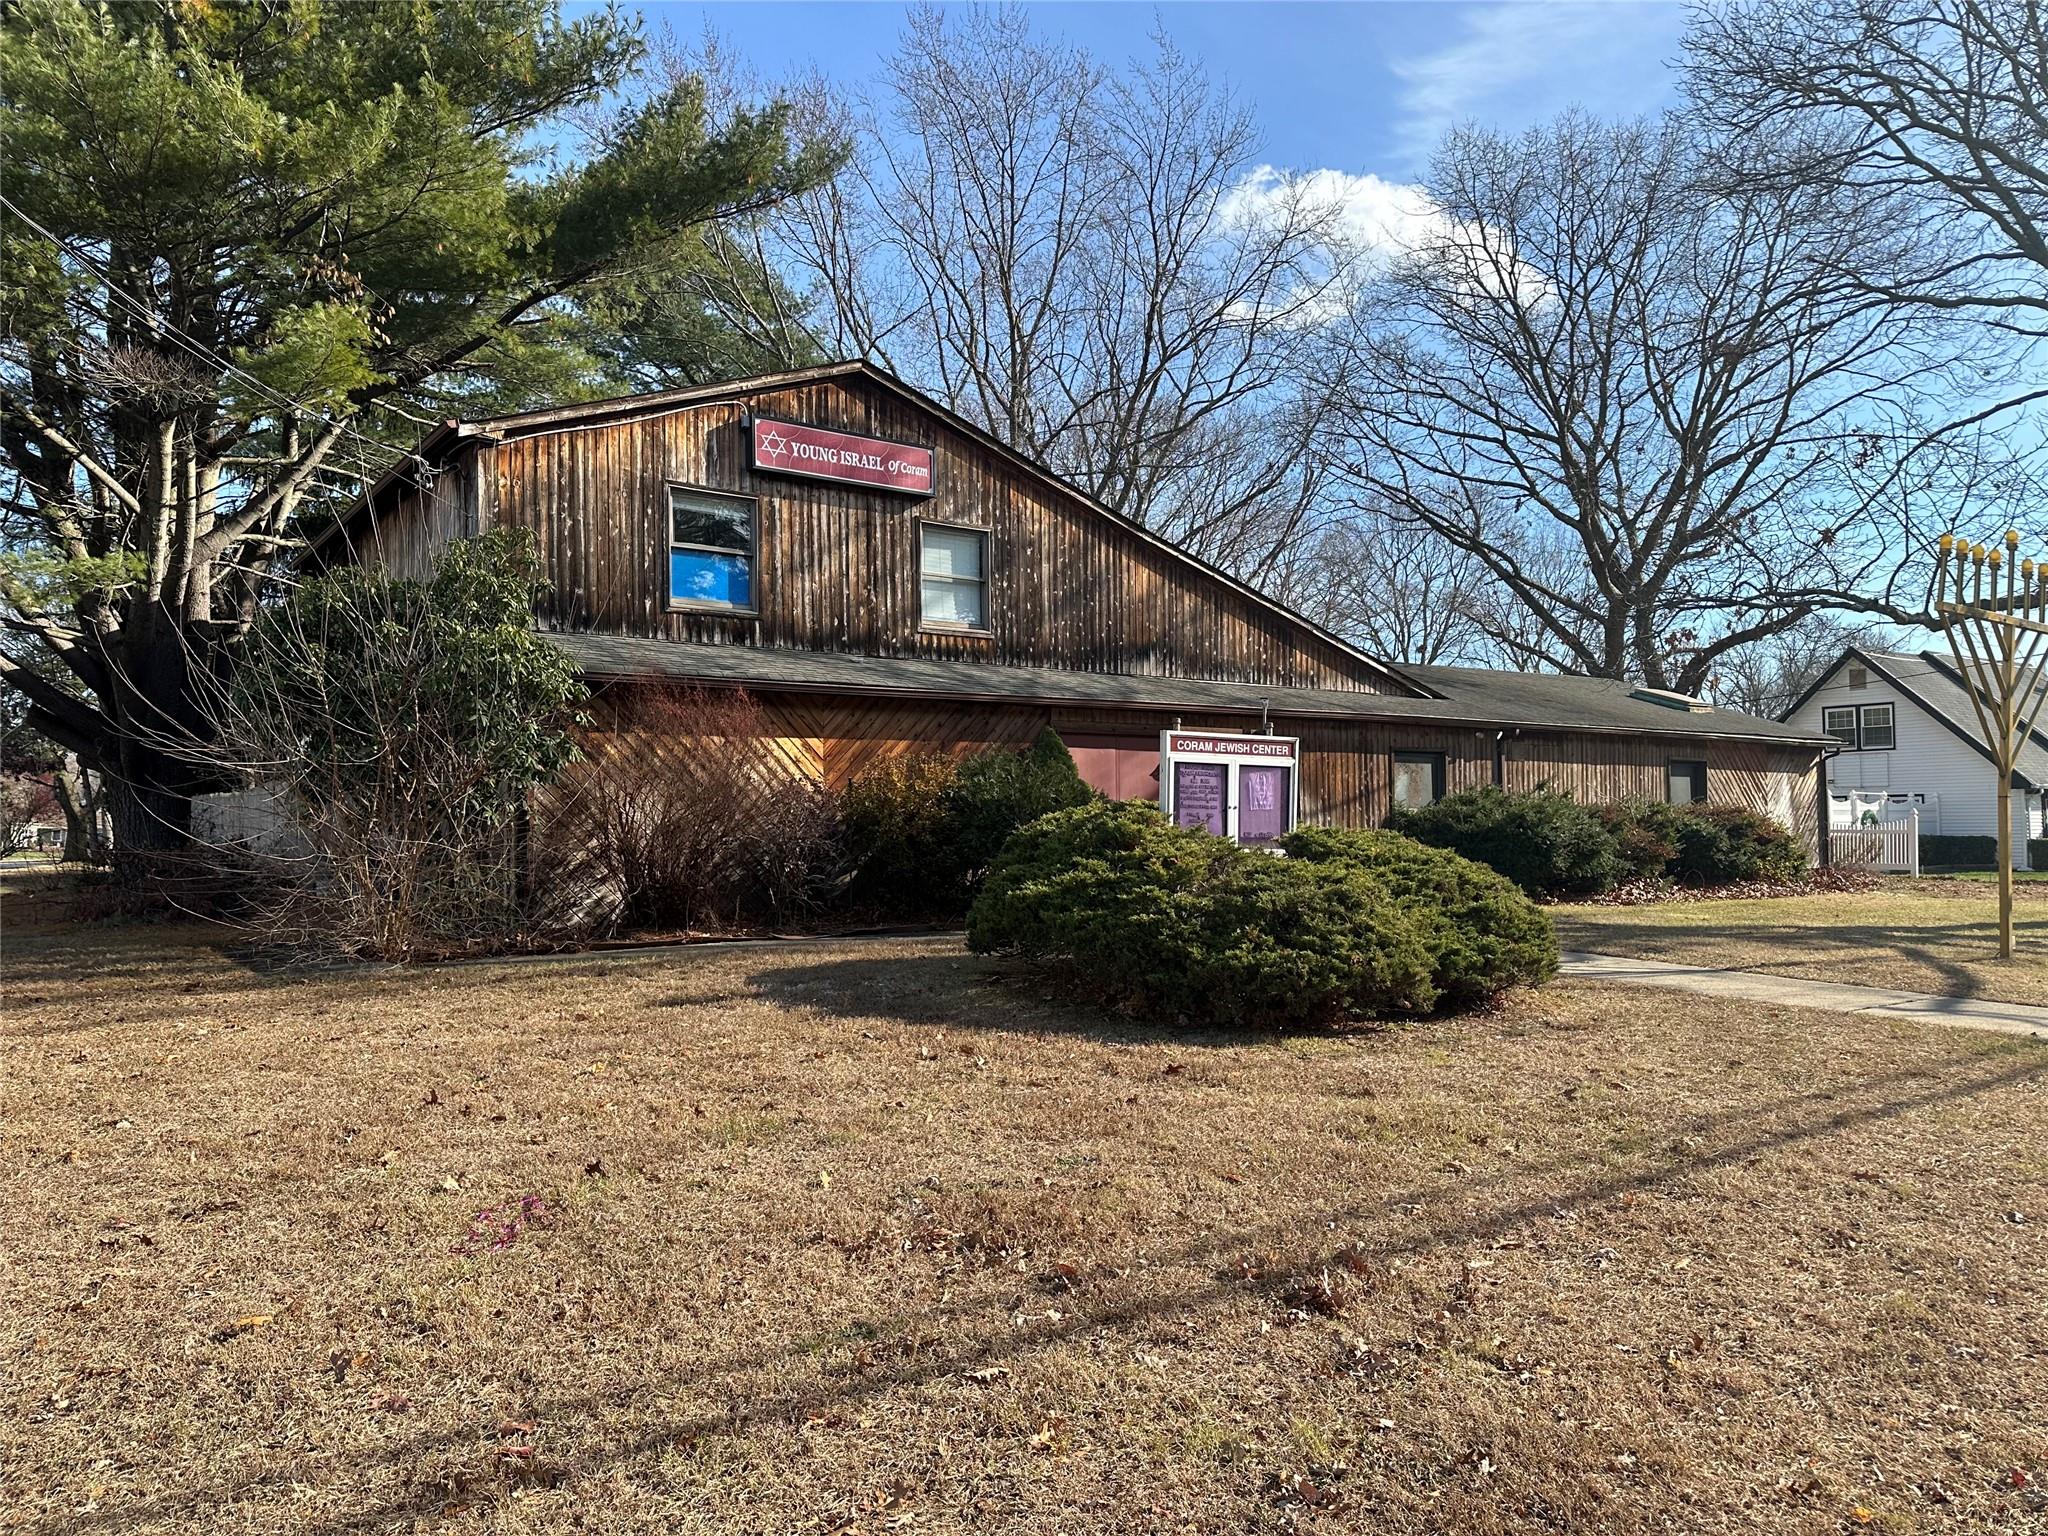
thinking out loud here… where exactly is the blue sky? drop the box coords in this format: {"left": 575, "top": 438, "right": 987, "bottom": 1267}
{"left": 631, "top": 0, "right": 1688, "bottom": 179}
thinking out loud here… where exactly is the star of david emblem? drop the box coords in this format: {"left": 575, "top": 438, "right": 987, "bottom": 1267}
{"left": 758, "top": 427, "right": 790, "bottom": 460}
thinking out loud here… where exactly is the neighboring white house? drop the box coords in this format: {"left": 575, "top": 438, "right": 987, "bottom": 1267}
{"left": 1782, "top": 647, "right": 2048, "bottom": 868}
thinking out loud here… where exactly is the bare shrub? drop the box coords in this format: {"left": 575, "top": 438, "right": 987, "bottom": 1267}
{"left": 191, "top": 533, "right": 586, "bottom": 961}
{"left": 535, "top": 683, "right": 842, "bottom": 936}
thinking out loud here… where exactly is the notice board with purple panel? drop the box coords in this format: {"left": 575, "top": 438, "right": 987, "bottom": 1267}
{"left": 1236, "top": 763, "right": 1293, "bottom": 845}
{"left": 1172, "top": 761, "right": 1228, "bottom": 835}
{"left": 1158, "top": 731, "right": 1300, "bottom": 848}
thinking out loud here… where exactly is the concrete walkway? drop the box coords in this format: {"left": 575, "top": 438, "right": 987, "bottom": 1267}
{"left": 1560, "top": 951, "right": 2048, "bottom": 1039}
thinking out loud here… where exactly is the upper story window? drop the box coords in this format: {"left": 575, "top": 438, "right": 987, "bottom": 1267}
{"left": 669, "top": 487, "right": 756, "bottom": 612}
{"left": 1823, "top": 703, "right": 1895, "bottom": 750}
{"left": 920, "top": 522, "right": 987, "bottom": 630}
{"left": 1392, "top": 750, "right": 1446, "bottom": 811}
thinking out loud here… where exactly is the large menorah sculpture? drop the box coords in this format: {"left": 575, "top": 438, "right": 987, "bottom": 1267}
{"left": 1935, "top": 529, "right": 2048, "bottom": 959}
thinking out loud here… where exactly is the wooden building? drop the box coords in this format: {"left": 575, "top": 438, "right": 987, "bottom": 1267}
{"left": 309, "top": 362, "right": 1834, "bottom": 846}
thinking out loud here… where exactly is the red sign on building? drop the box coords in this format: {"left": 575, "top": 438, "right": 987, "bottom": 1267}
{"left": 1166, "top": 733, "right": 1297, "bottom": 760}
{"left": 748, "top": 417, "right": 935, "bottom": 496}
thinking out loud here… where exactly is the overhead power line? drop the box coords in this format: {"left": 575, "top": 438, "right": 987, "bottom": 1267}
{"left": 0, "top": 192, "right": 433, "bottom": 491}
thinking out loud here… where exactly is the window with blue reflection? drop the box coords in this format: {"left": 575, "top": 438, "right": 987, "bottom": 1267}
{"left": 669, "top": 487, "right": 755, "bottom": 610}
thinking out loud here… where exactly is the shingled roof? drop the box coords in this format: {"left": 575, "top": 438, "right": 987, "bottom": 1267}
{"left": 547, "top": 633, "right": 1835, "bottom": 748}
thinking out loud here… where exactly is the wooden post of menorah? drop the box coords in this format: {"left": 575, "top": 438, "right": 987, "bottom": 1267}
{"left": 1934, "top": 529, "right": 2048, "bottom": 959}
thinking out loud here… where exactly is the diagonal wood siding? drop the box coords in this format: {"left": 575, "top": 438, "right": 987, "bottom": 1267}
{"left": 566, "top": 682, "right": 1824, "bottom": 853}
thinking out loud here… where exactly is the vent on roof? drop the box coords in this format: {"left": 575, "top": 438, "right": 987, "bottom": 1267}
{"left": 1629, "top": 686, "right": 1714, "bottom": 714}
{"left": 1848, "top": 666, "right": 1868, "bottom": 690}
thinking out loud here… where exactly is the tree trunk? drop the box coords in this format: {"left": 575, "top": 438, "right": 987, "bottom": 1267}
{"left": 51, "top": 771, "right": 103, "bottom": 865}
{"left": 102, "top": 765, "right": 195, "bottom": 870}
{"left": 94, "top": 602, "right": 223, "bottom": 876}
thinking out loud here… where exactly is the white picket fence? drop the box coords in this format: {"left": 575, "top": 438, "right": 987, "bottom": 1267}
{"left": 1828, "top": 808, "right": 1921, "bottom": 875}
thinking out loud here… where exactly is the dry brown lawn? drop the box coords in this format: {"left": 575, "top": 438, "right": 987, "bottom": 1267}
{"left": 1553, "top": 880, "right": 2048, "bottom": 1007}
{"left": 4, "top": 869, "right": 2046, "bottom": 1535}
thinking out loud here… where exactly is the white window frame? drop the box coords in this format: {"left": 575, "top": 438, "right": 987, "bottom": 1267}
{"left": 1822, "top": 705, "right": 1859, "bottom": 747}
{"left": 1857, "top": 702, "right": 1896, "bottom": 751}
{"left": 918, "top": 520, "right": 990, "bottom": 633}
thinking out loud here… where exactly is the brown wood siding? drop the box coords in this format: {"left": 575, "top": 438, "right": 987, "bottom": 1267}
{"left": 567, "top": 682, "right": 1823, "bottom": 854}
{"left": 1499, "top": 730, "right": 1821, "bottom": 854}
{"left": 478, "top": 374, "right": 1391, "bottom": 692}
{"left": 345, "top": 442, "right": 494, "bottom": 582}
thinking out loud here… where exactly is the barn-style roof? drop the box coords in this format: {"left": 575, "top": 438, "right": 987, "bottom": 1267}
{"left": 307, "top": 360, "right": 1421, "bottom": 698}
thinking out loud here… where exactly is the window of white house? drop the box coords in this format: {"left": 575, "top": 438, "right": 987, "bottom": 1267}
{"left": 1667, "top": 758, "right": 1708, "bottom": 805}
{"left": 669, "top": 487, "right": 756, "bottom": 611}
{"left": 1857, "top": 702, "right": 1896, "bottom": 750}
{"left": 1823, "top": 706, "right": 1859, "bottom": 746}
{"left": 1392, "top": 751, "right": 1446, "bottom": 811}
{"left": 920, "top": 523, "right": 987, "bottom": 629}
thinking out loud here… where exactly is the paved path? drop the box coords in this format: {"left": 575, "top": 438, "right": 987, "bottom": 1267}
{"left": 1560, "top": 951, "right": 2048, "bottom": 1039}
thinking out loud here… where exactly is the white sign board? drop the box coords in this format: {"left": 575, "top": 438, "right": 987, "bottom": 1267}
{"left": 1158, "top": 731, "right": 1301, "bottom": 847}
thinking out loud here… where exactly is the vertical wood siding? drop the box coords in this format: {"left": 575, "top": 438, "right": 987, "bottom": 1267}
{"left": 350, "top": 442, "right": 491, "bottom": 581}
{"left": 468, "top": 374, "right": 1392, "bottom": 692}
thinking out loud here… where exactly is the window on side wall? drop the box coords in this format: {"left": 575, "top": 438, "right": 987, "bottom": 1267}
{"left": 1667, "top": 758, "right": 1708, "bottom": 805}
{"left": 1822, "top": 705, "right": 1859, "bottom": 747}
{"left": 920, "top": 523, "right": 988, "bottom": 630}
{"left": 1857, "top": 703, "right": 1895, "bottom": 750}
{"left": 1392, "top": 750, "right": 1446, "bottom": 811}
{"left": 668, "top": 487, "right": 756, "bottom": 612}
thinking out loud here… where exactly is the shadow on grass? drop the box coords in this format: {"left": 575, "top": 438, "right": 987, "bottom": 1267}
{"left": 1550, "top": 915, "right": 2048, "bottom": 1002}
{"left": 737, "top": 949, "right": 1402, "bottom": 1049}
{"left": 38, "top": 1019, "right": 2047, "bottom": 1536}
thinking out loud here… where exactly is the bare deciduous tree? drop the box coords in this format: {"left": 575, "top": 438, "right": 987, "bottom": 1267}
{"left": 1286, "top": 512, "right": 1494, "bottom": 667}
{"left": 1704, "top": 611, "right": 1892, "bottom": 717}
{"left": 772, "top": 6, "right": 1353, "bottom": 576}
{"left": 1686, "top": 0, "right": 2048, "bottom": 346}
{"left": 1324, "top": 112, "right": 1970, "bottom": 693}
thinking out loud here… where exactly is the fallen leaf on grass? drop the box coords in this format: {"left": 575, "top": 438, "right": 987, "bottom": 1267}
{"left": 961, "top": 1366, "right": 1008, "bottom": 1384}
{"left": 210, "top": 1314, "right": 273, "bottom": 1343}
{"left": 1029, "top": 1416, "right": 1066, "bottom": 1454}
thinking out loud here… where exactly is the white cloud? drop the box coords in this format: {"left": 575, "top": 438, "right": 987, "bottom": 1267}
{"left": 1216, "top": 165, "right": 1452, "bottom": 323}
{"left": 1388, "top": 1, "right": 1685, "bottom": 169}
{"left": 1220, "top": 163, "right": 1551, "bottom": 322}
{"left": 1222, "top": 165, "right": 1452, "bottom": 266}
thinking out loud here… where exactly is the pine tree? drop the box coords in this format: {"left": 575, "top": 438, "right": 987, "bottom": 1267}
{"left": 0, "top": 0, "right": 836, "bottom": 862}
